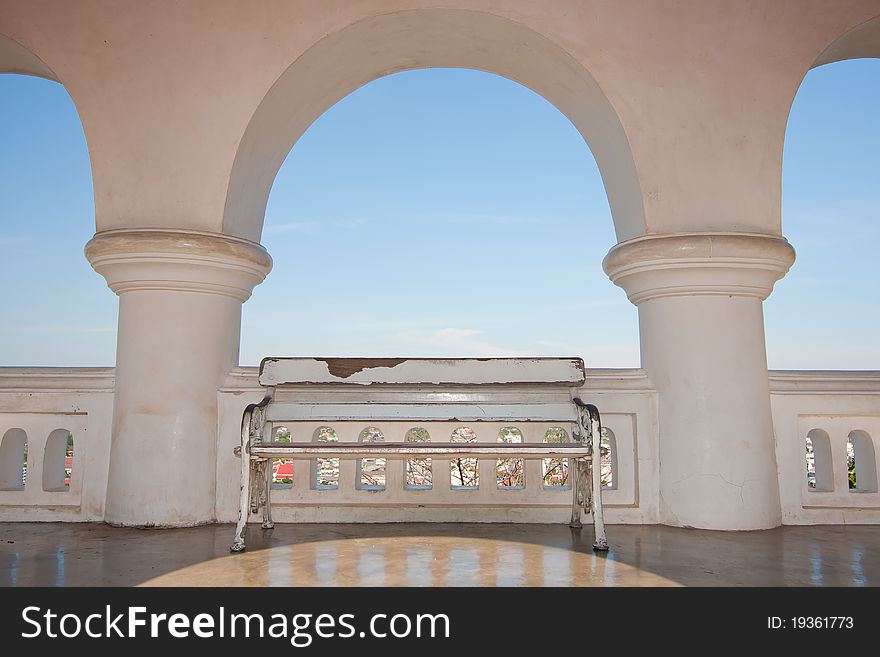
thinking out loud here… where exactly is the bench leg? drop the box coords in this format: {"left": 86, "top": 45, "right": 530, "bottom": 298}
{"left": 231, "top": 408, "right": 253, "bottom": 553}
{"left": 261, "top": 459, "right": 274, "bottom": 530}
{"left": 587, "top": 406, "right": 609, "bottom": 552}
{"left": 569, "top": 461, "right": 583, "bottom": 529}
{"left": 231, "top": 457, "right": 251, "bottom": 552}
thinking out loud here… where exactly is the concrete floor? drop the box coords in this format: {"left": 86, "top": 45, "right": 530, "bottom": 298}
{"left": 0, "top": 522, "right": 877, "bottom": 586}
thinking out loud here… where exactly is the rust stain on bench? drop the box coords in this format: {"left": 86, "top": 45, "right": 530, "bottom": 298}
{"left": 317, "top": 358, "right": 409, "bottom": 379}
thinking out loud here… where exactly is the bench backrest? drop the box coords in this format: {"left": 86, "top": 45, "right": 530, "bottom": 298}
{"left": 257, "top": 358, "right": 586, "bottom": 425}
{"left": 259, "top": 357, "right": 585, "bottom": 387}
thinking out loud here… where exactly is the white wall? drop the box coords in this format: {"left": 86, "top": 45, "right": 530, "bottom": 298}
{"left": 0, "top": 368, "right": 113, "bottom": 521}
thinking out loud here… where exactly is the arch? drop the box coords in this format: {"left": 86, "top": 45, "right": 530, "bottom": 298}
{"left": 0, "top": 428, "right": 27, "bottom": 490}
{"left": 497, "top": 427, "right": 524, "bottom": 490}
{"left": 812, "top": 15, "right": 880, "bottom": 69}
{"left": 779, "top": 13, "right": 880, "bottom": 224}
{"left": 357, "top": 427, "right": 386, "bottom": 491}
{"left": 847, "top": 430, "right": 878, "bottom": 493}
{"left": 42, "top": 429, "right": 72, "bottom": 492}
{"left": 0, "top": 33, "right": 58, "bottom": 81}
{"left": 310, "top": 426, "right": 339, "bottom": 490}
{"left": 805, "top": 429, "right": 834, "bottom": 492}
{"left": 223, "top": 8, "right": 645, "bottom": 243}
{"left": 404, "top": 427, "right": 432, "bottom": 490}
{"left": 772, "top": 22, "right": 880, "bottom": 369}
{"left": 2, "top": 32, "right": 109, "bottom": 366}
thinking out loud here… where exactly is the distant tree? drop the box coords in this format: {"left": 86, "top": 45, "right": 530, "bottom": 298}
{"left": 846, "top": 439, "right": 857, "bottom": 489}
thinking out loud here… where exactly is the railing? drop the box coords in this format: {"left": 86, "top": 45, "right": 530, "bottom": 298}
{"left": 1, "top": 366, "right": 877, "bottom": 525}
{"left": 0, "top": 368, "right": 114, "bottom": 521}
{"left": 770, "top": 370, "right": 880, "bottom": 524}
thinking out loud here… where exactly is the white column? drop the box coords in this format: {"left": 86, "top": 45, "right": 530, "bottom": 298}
{"left": 604, "top": 233, "right": 795, "bottom": 530}
{"left": 86, "top": 229, "right": 271, "bottom": 526}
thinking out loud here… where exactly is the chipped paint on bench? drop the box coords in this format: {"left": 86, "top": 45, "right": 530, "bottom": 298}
{"left": 259, "top": 357, "right": 586, "bottom": 387}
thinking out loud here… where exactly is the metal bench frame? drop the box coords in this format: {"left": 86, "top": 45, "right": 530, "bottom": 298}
{"left": 230, "top": 357, "right": 608, "bottom": 553}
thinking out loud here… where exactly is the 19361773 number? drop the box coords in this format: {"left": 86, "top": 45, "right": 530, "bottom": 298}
{"left": 768, "top": 617, "right": 854, "bottom": 629}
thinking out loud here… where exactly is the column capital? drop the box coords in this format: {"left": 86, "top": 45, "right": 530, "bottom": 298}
{"left": 85, "top": 228, "right": 272, "bottom": 301}
{"left": 603, "top": 232, "right": 795, "bottom": 305}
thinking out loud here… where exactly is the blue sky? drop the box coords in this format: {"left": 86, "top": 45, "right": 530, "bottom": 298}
{"left": 0, "top": 61, "right": 877, "bottom": 369}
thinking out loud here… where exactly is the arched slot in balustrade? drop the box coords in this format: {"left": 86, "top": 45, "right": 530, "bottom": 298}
{"left": 806, "top": 429, "right": 833, "bottom": 492}
{"left": 357, "top": 427, "right": 386, "bottom": 490}
{"left": 497, "top": 427, "right": 524, "bottom": 490}
{"left": 600, "top": 427, "right": 617, "bottom": 490}
{"left": 42, "top": 429, "right": 73, "bottom": 491}
{"left": 450, "top": 427, "right": 479, "bottom": 490}
{"left": 271, "top": 426, "right": 293, "bottom": 489}
{"left": 404, "top": 427, "right": 432, "bottom": 490}
{"left": 542, "top": 427, "right": 570, "bottom": 490}
{"left": 311, "top": 426, "right": 339, "bottom": 490}
{"left": 847, "top": 430, "right": 877, "bottom": 493}
{"left": 0, "top": 428, "right": 27, "bottom": 490}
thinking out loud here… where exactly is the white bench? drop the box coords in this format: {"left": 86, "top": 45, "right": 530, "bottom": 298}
{"left": 230, "top": 357, "right": 608, "bottom": 553}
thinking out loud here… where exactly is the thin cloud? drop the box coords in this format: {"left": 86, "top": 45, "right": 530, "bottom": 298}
{"left": 6, "top": 325, "right": 116, "bottom": 334}
{"left": 264, "top": 217, "right": 371, "bottom": 235}
{"left": 0, "top": 236, "right": 33, "bottom": 246}
{"left": 536, "top": 339, "right": 640, "bottom": 367}
{"left": 351, "top": 318, "right": 448, "bottom": 332}
{"left": 767, "top": 341, "right": 880, "bottom": 371}
{"left": 417, "top": 211, "right": 556, "bottom": 227}
{"left": 263, "top": 221, "right": 319, "bottom": 235}
{"left": 419, "top": 327, "right": 531, "bottom": 357}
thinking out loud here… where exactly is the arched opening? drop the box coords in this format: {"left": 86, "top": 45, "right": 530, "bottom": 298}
{"left": 542, "top": 427, "right": 570, "bottom": 490}
{"left": 497, "top": 427, "right": 524, "bottom": 490}
{"left": 847, "top": 430, "right": 878, "bottom": 493}
{"left": 0, "top": 428, "right": 27, "bottom": 491}
{"left": 769, "top": 19, "right": 880, "bottom": 369}
{"left": 600, "top": 427, "right": 617, "bottom": 491}
{"left": 310, "top": 427, "right": 339, "bottom": 490}
{"left": 231, "top": 9, "right": 643, "bottom": 369}
{"left": 42, "top": 429, "right": 72, "bottom": 492}
{"left": 805, "top": 429, "right": 834, "bottom": 492}
{"left": 404, "top": 428, "right": 432, "bottom": 490}
{"left": 450, "top": 427, "right": 479, "bottom": 490}
{"left": 357, "top": 427, "right": 386, "bottom": 491}
{"left": 241, "top": 68, "right": 637, "bottom": 365}
{"left": 0, "top": 35, "right": 114, "bottom": 366}
{"left": 224, "top": 9, "right": 644, "bottom": 244}
{"left": 271, "top": 426, "right": 293, "bottom": 490}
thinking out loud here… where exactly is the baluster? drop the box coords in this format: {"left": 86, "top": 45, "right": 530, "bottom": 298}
{"left": 336, "top": 424, "right": 358, "bottom": 492}
{"left": 522, "top": 424, "right": 544, "bottom": 503}
{"left": 478, "top": 424, "right": 497, "bottom": 503}
{"left": 383, "top": 423, "right": 406, "bottom": 493}
{"left": 290, "top": 424, "right": 309, "bottom": 494}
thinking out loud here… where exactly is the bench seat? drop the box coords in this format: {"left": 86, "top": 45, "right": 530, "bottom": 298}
{"left": 238, "top": 441, "right": 593, "bottom": 460}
